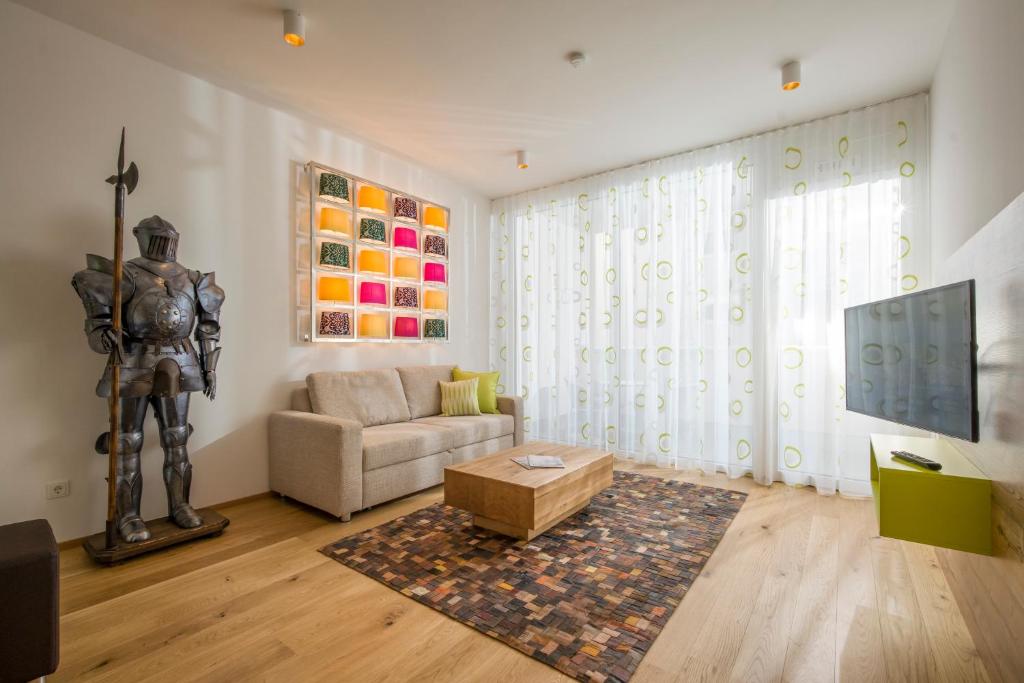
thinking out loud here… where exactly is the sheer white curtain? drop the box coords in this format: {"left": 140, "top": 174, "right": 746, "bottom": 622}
{"left": 490, "top": 95, "right": 929, "bottom": 495}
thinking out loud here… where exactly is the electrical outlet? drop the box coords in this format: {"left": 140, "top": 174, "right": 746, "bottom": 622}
{"left": 45, "top": 480, "right": 70, "bottom": 499}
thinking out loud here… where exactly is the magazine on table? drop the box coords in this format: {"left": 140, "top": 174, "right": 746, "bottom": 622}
{"left": 511, "top": 454, "right": 565, "bottom": 469}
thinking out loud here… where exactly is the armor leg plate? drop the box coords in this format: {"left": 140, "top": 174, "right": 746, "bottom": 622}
{"left": 153, "top": 393, "right": 203, "bottom": 529}
{"left": 116, "top": 397, "right": 150, "bottom": 543}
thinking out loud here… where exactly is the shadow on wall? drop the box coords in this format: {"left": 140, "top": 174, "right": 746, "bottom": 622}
{"left": 188, "top": 414, "right": 271, "bottom": 506}
{"left": 979, "top": 281, "right": 1024, "bottom": 446}
{"left": 936, "top": 191, "right": 1024, "bottom": 683}
{"left": 961, "top": 270, "right": 1024, "bottom": 558}
{"left": 0, "top": 215, "right": 113, "bottom": 539}
{"left": 941, "top": 192, "right": 1024, "bottom": 560}
{"left": 289, "top": 159, "right": 305, "bottom": 347}
{"left": 971, "top": 272, "right": 1024, "bottom": 560}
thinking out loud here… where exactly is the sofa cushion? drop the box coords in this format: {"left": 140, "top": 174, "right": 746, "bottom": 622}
{"left": 440, "top": 377, "right": 482, "bottom": 416}
{"left": 307, "top": 368, "right": 411, "bottom": 427}
{"left": 396, "top": 365, "right": 455, "bottom": 418}
{"left": 362, "top": 422, "right": 453, "bottom": 471}
{"left": 413, "top": 414, "right": 514, "bottom": 449}
{"left": 452, "top": 367, "right": 501, "bottom": 414}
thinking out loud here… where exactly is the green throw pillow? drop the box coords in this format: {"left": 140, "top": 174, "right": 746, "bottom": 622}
{"left": 452, "top": 367, "right": 500, "bottom": 414}
{"left": 440, "top": 377, "right": 481, "bottom": 416}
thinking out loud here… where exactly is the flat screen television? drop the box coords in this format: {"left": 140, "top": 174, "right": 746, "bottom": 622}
{"left": 844, "top": 280, "right": 978, "bottom": 441}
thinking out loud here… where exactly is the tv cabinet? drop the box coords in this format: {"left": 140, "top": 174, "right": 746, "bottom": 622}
{"left": 870, "top": 433, "right": 991, "bottom": 555}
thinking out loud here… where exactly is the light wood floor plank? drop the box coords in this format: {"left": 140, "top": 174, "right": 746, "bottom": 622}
{"left": 937, "top": 547, "right": 1024, "bottom": 683}
{"left": 726, "top": 485, "right": 816, "bottom": 682}
{"left": 56, "top": 539, "right": 326, "bottom": 680}
{"left": 902, "top": 542, "right": 990, "bottom": 682}
{"left": 49, "top": 461, "right": 1001, "bottom": 682}
{"left": 91, "top": 562, "right": 351, "bottom": 683}
{"left": 871, "top": 535, "right": 940, "bottom": 681}
{"left": 780, "top": 495, "right": 840, "bottom": 681}
{"left": 652, "top": 486, "right": 791, "bottom": 680}
{"left": 60, "top": 499, "right": 325, "bottom": 615}
{"left": 834, "top": 496, "right": 886, "bottom": 683}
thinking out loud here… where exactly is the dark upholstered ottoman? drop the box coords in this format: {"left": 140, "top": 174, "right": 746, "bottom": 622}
{"left": 0, "top": 519, "right": 59, "bottom": 682}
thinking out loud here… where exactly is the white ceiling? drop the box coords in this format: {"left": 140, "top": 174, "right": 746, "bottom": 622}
{"left": 16, "top": 0, "right": 954, "bottom": 198}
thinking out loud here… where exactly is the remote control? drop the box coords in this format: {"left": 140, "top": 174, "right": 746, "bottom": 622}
{"left": 891, "top": 450, "right": 942, "bottom": 471}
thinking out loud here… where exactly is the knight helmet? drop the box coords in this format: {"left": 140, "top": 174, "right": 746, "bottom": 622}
{"left": 133, "top": 215, "right": 179, "bottom": 262}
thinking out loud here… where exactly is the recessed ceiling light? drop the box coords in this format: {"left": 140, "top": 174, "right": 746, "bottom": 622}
{"left": 283, "top": 10, "right": 306, "bottom": 47}
{"left": 781, "top": 61, "right": 801, "bottom": 91}
{"left": 516, "top": 151, "right": 529, "bottom": 170}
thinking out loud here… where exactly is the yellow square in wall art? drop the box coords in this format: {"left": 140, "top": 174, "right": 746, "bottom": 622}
{"left": 393, "top": 256, "right": 419, "bottom": 279}
{"left": 358, "top": 185, "right": 387, "bottom": 214}
{"left": 423, "top": 205, "right": 447, "bottom": 230}
{"left": 423, "top": 289, "right": 447, "bottom": 311}
{"left": 358, "top": 312, "right": 388, "bottom": 338}
{"left": 317, "top": 276, "right": 352, "bottom": 303}
{"left": 319, "top": 206, "right": 352, "bottom": 236}
{"left": 358, "top": 249, "right": 388, "bottom": 275}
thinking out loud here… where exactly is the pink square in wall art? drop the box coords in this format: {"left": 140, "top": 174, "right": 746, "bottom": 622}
{"left": 424, "top": 262, "right": 446, "bottom": 283}
{"left": 359, "top": 281, "right": 387, "bottom": 304}
{"left": 393, "top": 316, "right": 419, "bottom": 338}
{"left": 393, "top": 226, "right": 417, "bottom": 249}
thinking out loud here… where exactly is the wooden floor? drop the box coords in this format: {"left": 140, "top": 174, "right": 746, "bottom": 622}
{"left": 54, "top": 460, "right": 994, "bottom": 682}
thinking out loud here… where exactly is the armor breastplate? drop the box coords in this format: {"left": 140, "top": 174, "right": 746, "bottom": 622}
{"left": 125, "top": 263, "right": 196, "bottom": 341}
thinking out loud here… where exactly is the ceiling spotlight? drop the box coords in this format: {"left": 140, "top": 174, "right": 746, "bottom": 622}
{"left": 516, "top": 150, "right": 529, "bottom": 170}
{"left": 567, "top": 51, "right": 588, "bottom": 69}
{"left": 283, "top": 10, "right": 306, "bottom": 46}
{"left": 781, "top": 61, "right": 801, "bottom": 91}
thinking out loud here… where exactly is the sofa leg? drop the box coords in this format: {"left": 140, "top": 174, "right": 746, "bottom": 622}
{"left": 338, "top": 512, "right": 351, "bottom": 522}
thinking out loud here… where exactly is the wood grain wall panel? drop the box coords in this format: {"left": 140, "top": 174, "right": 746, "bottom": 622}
{"left": 940, "top": 190, "right": 1024, "bottom": 681}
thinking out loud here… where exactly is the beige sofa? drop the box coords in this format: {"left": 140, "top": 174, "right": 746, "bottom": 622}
{"left": 269, "top": 365, "right": 523, "bottom": 521}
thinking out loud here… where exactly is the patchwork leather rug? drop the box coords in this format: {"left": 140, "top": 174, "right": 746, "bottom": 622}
{"left": 320, "top": 471, "right": 746, "bottom": 682}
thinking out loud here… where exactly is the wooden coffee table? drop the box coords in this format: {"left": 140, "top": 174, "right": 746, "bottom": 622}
{"left": 443, "top": 441, "right": 613, "bottom": 540}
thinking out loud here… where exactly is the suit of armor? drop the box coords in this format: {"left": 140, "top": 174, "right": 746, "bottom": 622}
{"left": 72, "top": 216, "right": 224, "bottom": 543}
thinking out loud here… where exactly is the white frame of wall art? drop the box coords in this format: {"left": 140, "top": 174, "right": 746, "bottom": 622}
{"left": 296, "top": 161, "right": 451, "bottom": 344}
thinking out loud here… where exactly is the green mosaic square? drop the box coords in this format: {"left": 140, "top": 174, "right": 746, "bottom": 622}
{"left": 318, "top": 172, "right": 349, "bottom": 202}
{"left": 359, "top": 218, "right": 386, "bottom": 243}
{"left": 424, "top": 318, "right": 447, "bottom": 338}
{"left": 319, "top": 241, "right": 350, "bottom": 268}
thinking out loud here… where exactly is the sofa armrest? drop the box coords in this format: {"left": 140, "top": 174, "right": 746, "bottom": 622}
{"left": 496, "top": 395, "right": 524, "bottom": 446}
{"left": 269, "top": 411, "right": 363, "bottom": 520}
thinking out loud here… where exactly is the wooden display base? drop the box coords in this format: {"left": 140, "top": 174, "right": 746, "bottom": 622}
{"left": 82, "top": 508, "right": 230, "bottom": 565}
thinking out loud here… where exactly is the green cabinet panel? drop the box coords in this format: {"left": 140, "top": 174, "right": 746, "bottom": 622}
{"left": 870, "top": 434, "right": 991, "bottom": 555}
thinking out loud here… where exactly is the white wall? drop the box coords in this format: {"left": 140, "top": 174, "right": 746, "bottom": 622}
{"left": 0, "top": 1, "right": 491, "bottom": 542}
{"left": 930, "top": 0, "right": 1024, "bottom": 269}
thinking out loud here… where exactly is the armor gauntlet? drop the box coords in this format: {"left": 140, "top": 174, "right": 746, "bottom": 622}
{"left": 196, "top": 326, "right": 221, "bottom": 374}
{"left": 82, "top": 300, "right": 115, "bottom": 354}
{"left": 193, "top": 272, "right": 225, "bottom": 399}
